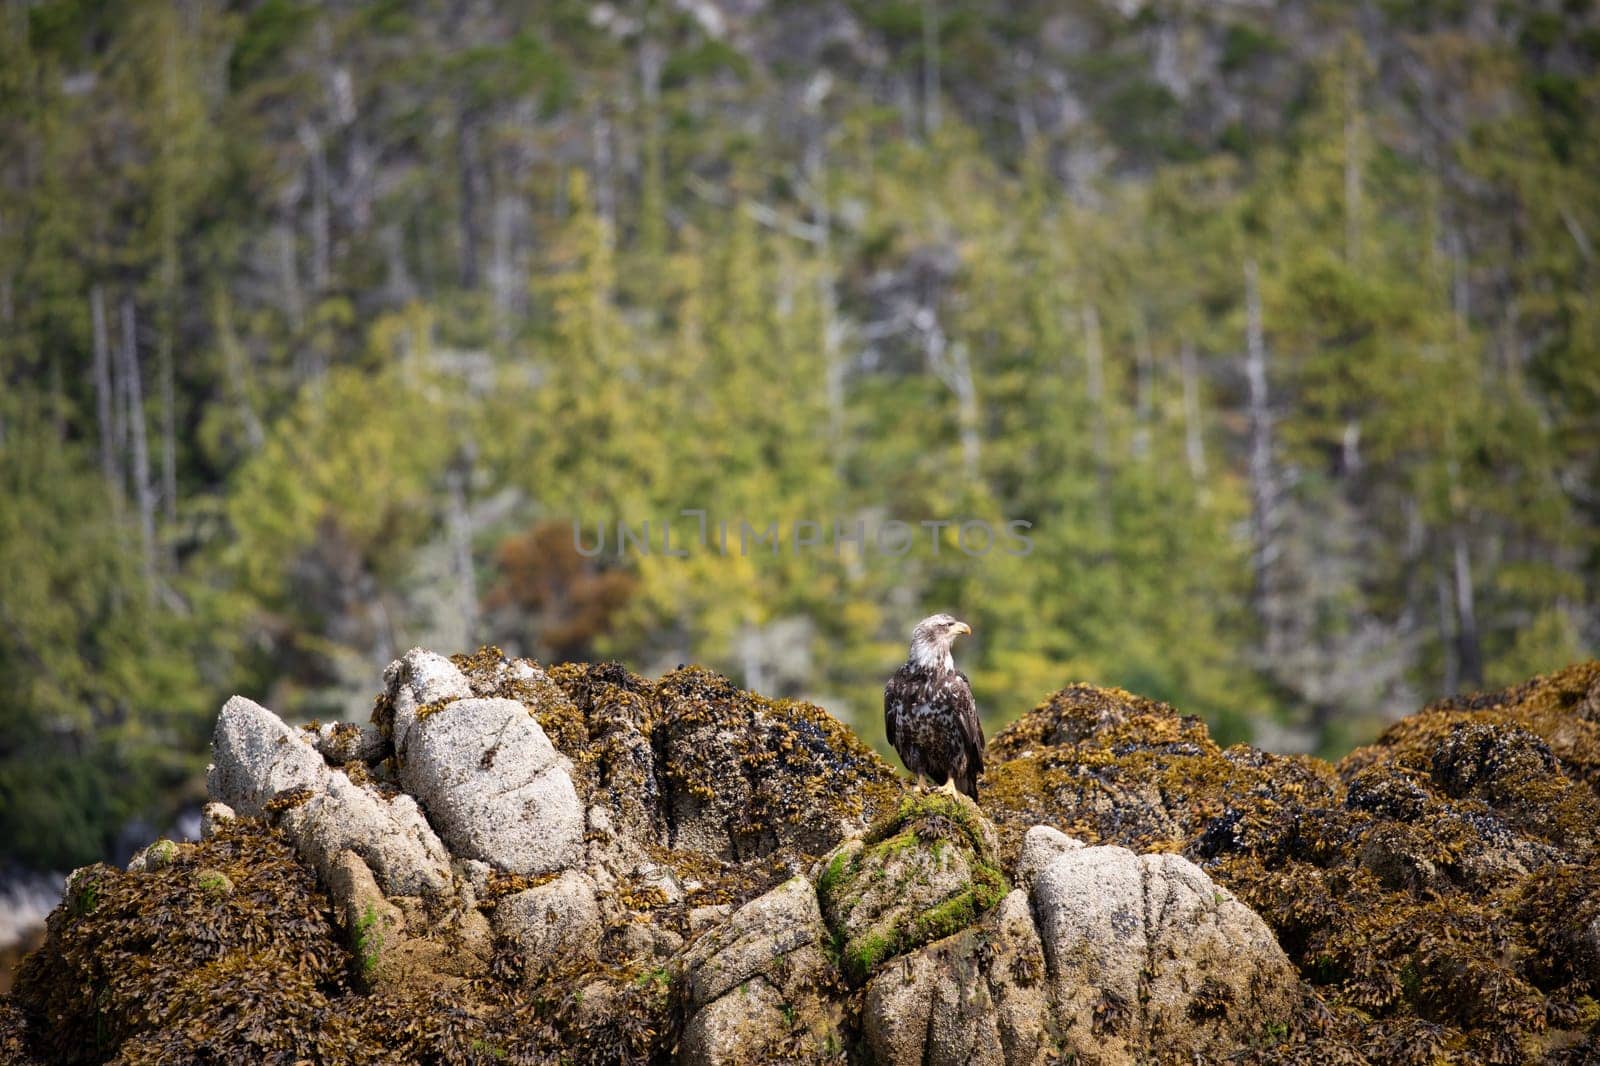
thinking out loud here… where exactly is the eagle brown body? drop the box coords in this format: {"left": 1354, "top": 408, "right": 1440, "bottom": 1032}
{"left": 884, "top": 614, "right": 985, "bottom": 799}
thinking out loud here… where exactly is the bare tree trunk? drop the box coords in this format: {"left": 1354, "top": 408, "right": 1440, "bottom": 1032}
{"left": 0, "top": 209, "right": 10, "bottom": 329}
{"left": 591, "top": 111, "right": 615, "bottom": 232}
{"left": 157, "top": 25, "right": 181, "bottom": 527}
{"left": 90, "top": 285, "right": 117, "bottom": 488}
{"left": 921, "top": 310, "right": 980, "bottom": 483}
{"left": 277, "top": 219, "right": 304, "bottom": 331}
{"left": 158, "top": 326, "right": 177, "bottom": 525}
{"left": 446, "top": 453, "right": 477, "bottom": 649}
{"left": 1341, "top": 420, "right": 1361, "bottom": 475}
{"left": 297, "top": 120, "right": 331, "bottom": 293}
{"left": 1180, "top": 336, "right": 1206, "bottom": 480}
{"left": 921, "top": 0, "right": 941, "bottom": 136}
{"left": 638, "top": 33, "right": 666, "bottom": 260}
{"left": 801, "top": 97, "right": 845, "bottom": 460}
{"left": 1451, "top": 525, "right": 1482, "bottom": 688}
{"left": 214, "top": 290, "right": 265, "bottom": 451}
{"left": 490, "top": 195, "right": 520, "bottom": 346}
{"left": 1435, "top": 564, "right": 1459, "bottom": 694}
{"left": 1244, "top": 259, "right": 1279, "bottom": 655}
{"left": 1449, "top": 228, "right": 1470, "bottom": 342}
{"left": 1131, "top": 307, "right": 1153, "bottom": 460}
{"left": 121, "top": 295, "right": 157, "bottom": 590}
{"left": 457, "top": 119, "right": 484, "bottom": 290}
{"left": 1081, "top": 305, "right": 1110, "bottom": 475}
{"left": 381, "top": 223, "right": 414, "bottom": 306}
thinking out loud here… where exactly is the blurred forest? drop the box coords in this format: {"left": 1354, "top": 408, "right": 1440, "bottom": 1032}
{"left": 0, "top": 0, "right": 1597, "bottom": 875}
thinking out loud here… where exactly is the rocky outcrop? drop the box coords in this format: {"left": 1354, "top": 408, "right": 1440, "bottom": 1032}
{"left": 4, "top": 652, "right": 1599, "bottom": 1065}
{"left": 277, "top": 769, "right": 453, "bottom": 896}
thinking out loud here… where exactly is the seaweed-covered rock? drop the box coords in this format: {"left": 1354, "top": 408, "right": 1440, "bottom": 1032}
{"left": 312, "top": 720, "right": 387, "bottom": 764}
{"left": 679, "top": 876, "right": 838, "bottom": 1065}
{"left": 9, "top": 822, "right": 354, "bottom": 1065}
{"left": 494, "top": 870, "right": 602, "bottom": 976}
{"left": 10, "top": 651, "right": 1598, "bottom": 1065}
{"left": 817, "top": 791, "right": 1007, "bottom": 984}
{"left": 682, "top": 876, "right": 827, "bottom": 1009}
{"left": 649, "top": 666, "right": 905, "bottom": 861}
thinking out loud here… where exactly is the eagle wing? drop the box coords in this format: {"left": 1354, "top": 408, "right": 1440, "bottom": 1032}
{"left": 883, "top": 666, "right": 907, "bottom": 753}
{"left": 952, "top": 670, "right": 984, "bottom": 759}
{"left": 950, "top": 670, "right": 985, "bottom": 794}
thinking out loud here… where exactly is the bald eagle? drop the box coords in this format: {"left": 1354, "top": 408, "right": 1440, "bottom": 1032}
{"left": 884, "top": 614, "right": 985, "bottom": 799}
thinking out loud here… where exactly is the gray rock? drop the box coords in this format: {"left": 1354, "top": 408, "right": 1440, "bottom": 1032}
{"left": 383, "top": 647, "right": 472, "bottom": 755}
{"left": 863, "top": 889, "right": 1052, "bottom": 1066}
{"left": 634, "top": 861, "right": 684, "bottom": 904}
{"left": 207, "top": 695, "right": 328, "bottom": 815}
{"left": 616, "top": 922, "right": 684, "bottom": 962}
{"left": 331, "top": 850, "right": 492, "bottom": 991}
{"left": 456, "top": 858, "right": 494, "bottom": 899}
{"left": 495, "top": 870, "right": 602, "bottom": 974}
{"left": 683, "top": 875, "right": 827, "bottom": 1009}
{"left": 313, "top": 720, "right": 388, "bottom": 765}
{"left": 399, "top": 696, "right": 583, "bottom": 876}
{"left": 679, "top": 977, "right": 788, "bottom": 1066}
{"left": 688, "top": 904, "right": 733, "bottom": 932}
{"left": 328, "top": 851, "right": 407, "bottom": 988}
{"left": 199, "top": 802, "right": 235, "bottom": 839}
{"left": 1015, "top": 824, "right": 1083, "bottom": 890}
{"left": 680, "top": 876, "right": 838, "bottom": 1066}
{"left": 278, "top": 769, "right": 453, "bottom": 896}
{"left": 1030, "top": 843, "right": 1300, "bottom": 1064}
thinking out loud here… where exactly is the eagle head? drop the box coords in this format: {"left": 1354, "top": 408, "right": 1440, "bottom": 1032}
{"left": 909, "top": 613, "right": 972, "bottom": 671}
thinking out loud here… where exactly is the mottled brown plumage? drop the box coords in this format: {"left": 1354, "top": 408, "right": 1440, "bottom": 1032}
{"left": 884, "top": 614, "right": 985, "bottom": 799}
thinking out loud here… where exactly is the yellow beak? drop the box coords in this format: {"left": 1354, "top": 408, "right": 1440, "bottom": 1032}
{"left": 952, "top": 621, "right": 972, "bottom": 636}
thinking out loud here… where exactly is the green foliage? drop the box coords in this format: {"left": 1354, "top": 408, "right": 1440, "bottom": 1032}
{"left": 0, "top": 418, "right": 210, "bottom": 869}
{"left": 1221, "top": 23, "right": 1283, "bottom": 74}
{"left": 0, "top": 0, "right": 1596, "bottom": 881}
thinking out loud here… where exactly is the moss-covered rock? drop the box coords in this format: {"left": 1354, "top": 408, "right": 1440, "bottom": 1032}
{"left": 816, "top": 791, "right": 1007, "bottom": 984}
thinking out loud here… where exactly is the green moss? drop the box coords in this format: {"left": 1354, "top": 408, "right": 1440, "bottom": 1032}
{"left": 142, "top": 839, "right": 179, "bottom": 872}
{"left": 843, "top": 928, "right": 901, "bottom": 980}
{"left": 910, "top": 861, "right": 1006, "bottom": 946}
{"left": 352, "top": 903, "right": 384, "bottom": 981}
{"left": 66, "top": 869, "right": 102, "bottom": 917}
{"left": 194, "top": 869, "right": 234, "bottom": 898}
{"left": 821, "top": 788, "right": 1008, "bottom": 984}
{"left": 816, "top": 849, "right": 854, "bottom": 900}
